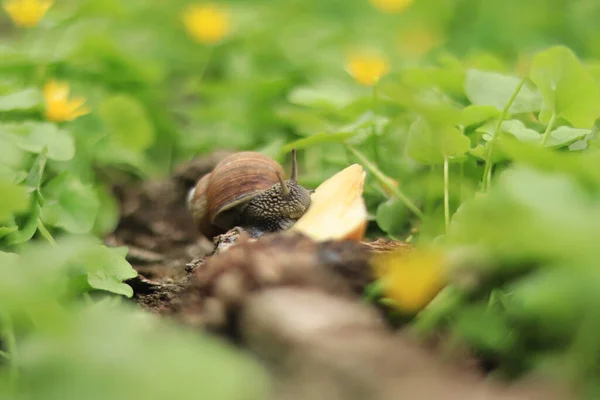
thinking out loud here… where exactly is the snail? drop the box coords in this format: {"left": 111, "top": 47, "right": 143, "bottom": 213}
{"left": 187, "top": 149, "right": 312, "bottom": 238}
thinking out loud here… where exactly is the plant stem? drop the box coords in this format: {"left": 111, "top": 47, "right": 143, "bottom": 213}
{"left": 1, "top": 313, "right": 18, "bottom": 393}
{"left": 540, "top": 113, "right": 557, "bottom": 146}
{"left": 37, "top": 219, "right": 56, "bottom": 246}
{"left": 481, "top": 77, "right": 526, "bottom": 191}
{"left": 346, "top": 145, "right": 424, "bottom": 218}
{"left": 443, "top": 156, "right": 450, "bottom": 234}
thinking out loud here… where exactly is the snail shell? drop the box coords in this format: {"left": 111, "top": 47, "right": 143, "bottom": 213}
{"left": 189, "top": 152, "right": 286, "bottom": 238}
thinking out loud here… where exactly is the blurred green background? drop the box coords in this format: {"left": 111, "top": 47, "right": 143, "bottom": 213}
{"left": 2, "top": 0, "right": 600, "bottom": 399}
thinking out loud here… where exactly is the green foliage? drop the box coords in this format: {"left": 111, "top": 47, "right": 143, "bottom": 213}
{"left": 11, "top": 303, "right": 269, "bottom": 400}
{"left": 464, "top": 69, "right": 541, "bottom": 114}
{"left": 530, "top": 46, "right": 600, "bottom": 128}
{"left": 0, "top": 89, "right": 41, "bottom": 111}
{"left": 41, "top": 172, "right": 100, "bottom": 234}
{"left": 1, "top": 122, "right": 75, "bottom": 161}
{"left": 98, "top": 94, "right": 155, "bottom": 152}
{"left": 407, "top": 117, "right": 469, "bottom": 164}
{"left": 2, "top": 0, "right": 600, "bottom": 398}
{"left": 0, "top": 180, "right": 28, "bottom": 223}
{"left": 376, "top": 199, "right": 408, "bottom": 238}
{"left": 80, "top": 246, "right": 137, "bottom": 297}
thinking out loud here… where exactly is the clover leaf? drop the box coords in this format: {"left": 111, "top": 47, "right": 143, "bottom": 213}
{"left": 465, "top": 69, "right": 542, "bottom": 114}
{"left": 407, "top": 117, "right": 470, "bottom": 165}
{"left": 530, "top": 46, "right": 600, "bottom": 128}
{"left": 0, "top": 122, "right": 75, "bottom": 161}
{"left": 41, "top": 172, "right": 100, "bottom": 234}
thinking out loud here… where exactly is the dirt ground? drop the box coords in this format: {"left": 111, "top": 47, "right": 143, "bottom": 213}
{"left": 105, "top": 151, "right": 572, "bottom": 400}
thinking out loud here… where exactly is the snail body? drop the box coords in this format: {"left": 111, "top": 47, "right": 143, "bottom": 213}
{"left": 188, "top": 149, "right": 312, "bottom": 238}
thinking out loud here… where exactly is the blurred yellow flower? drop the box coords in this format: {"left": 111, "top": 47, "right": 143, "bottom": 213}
{"left": 372, "top": 247, "right": 447, "bottom": 313}
{"left": 346, "top": 53, "right": 390, "bottom": 86}
{"left": 182, "top": 3, "right": 230, "bottom": 45}
{"left": 3, "top": 0, "right": 53, "bottom": 27}
{"left": 369, "top": 0, "right": 413, "bottom": 14}
{"left": 43, "top": 80, "right": 91, "bottom": 122}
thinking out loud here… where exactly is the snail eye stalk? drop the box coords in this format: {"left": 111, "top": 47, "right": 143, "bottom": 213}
{"left": 290, "top": 148, "right": 298, "bottom": 182}
{"left": 276, "top": 171, "right": 290, "bottom": 197}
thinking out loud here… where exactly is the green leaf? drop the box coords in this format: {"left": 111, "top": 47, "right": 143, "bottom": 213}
{"left": 380, "top": 83, "right": 462, "bottom": 126}
{"left": 16, "top": 304, "right": 269, "bottom": 400}
{"left": 478, "top": 119, "right": 540, "bottom": 143}
{"left": 407, "top": 117, "right": 470, "bottom": 164}
{"left": 3, "top": 201, "right": 41, "bottom": 245}
{"left": 95, "top": 144, "right": 152, "bottom": 178}
{"left": 0, "top": 134, "right": 24, "bottom": 168}
{"left": 77, "top": 245, "right": 137, "bottom": 297}
{"left": 471, "top": 119, "right": 541, "bottom": 164}
{"left": 498, "top": 137, "right": 600, "bottom": 189}
{"left": 460, "top": 105, "right": 501, "bottom": 127}
{"left": 402, "top": 65, "right": 466, "bottom": 98}
{"left": 464, "top": 69, "right": 541, "bottom": 114}
{"left": 41, "top": 173, "right": 100, "bottom": 234}
{"left": 449, "top": 165, "right": 600, "bottom": 262}
{"left": 544, "top": 126, "right": 590, "bottom": 148}
{"left": 99, "top": 94, "right": 155, "bottom": 151}
{"left": 287, "top": 82, "right": 357, "bottom": 110}
{"left": 343, "top": 112, "right": 390, "bottom": 136}
{"left": 376, "top": 199, "right": 408, "bottom": 237}
{"left": 0, "top": 122, "right": 75, "bottom": 161}
{"left": 452, "top": 304, "right": 515, "bottom": 355}
{"left": 0, "top": 45, "right": 32, "bottom": 69}
{"left": 275, "top": 106, "right": 333, "bottom": 137}
{"left": 92, "top": 185, "right": 120, "bottom": 236}
{"left": 0, "top": 236, "right": 97, "bottom": 311}
{"left": 530, "top": 46, "right": 600, "bottom": 128}
{"left": 469, "top": 143, "right": 506, "bottom": 163}
{"left": 2, "top": 151, "right": 49, "bottom": 244}
{"left": 0, "top": 88, "right": 42, "bottom": 111}
{"left": 0, "top": 225, "right": 18, "bottom": 239}
{"left": 256, "top": 137, "right": 285, "bottom": 160}
{"left": 281, "top": 132, "right": 355, "bottom": 154}
{"left": 25, "top": 147, "right": 48, "bottom": 195}
{"left": 0, "top": 179, "right": 28, "bottom": 223}
{"left": 505, "top": 268, "right": 590, "bottom": 344}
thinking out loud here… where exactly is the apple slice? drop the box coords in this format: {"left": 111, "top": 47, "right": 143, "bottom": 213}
{"left": 291, "top": 164, "right": 368, "bottom": 241}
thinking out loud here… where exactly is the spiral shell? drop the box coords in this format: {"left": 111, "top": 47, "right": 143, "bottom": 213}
{"left": 189, "top": 152, "right": 285, "bottom": 237}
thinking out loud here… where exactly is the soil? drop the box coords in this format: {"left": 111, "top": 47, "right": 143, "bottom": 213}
{"left": 105, "top": 151, "right": 573, "bottom": 400}
{"left": 106, "top": 151, "right": 233, "bottom": 312}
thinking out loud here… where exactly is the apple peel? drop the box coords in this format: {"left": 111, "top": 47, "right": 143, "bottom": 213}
{"left": 291, "top": 164, "right": 368, "bottom": 241}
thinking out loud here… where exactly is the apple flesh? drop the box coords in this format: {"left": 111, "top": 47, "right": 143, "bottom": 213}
{"left": 291, "top": 164, "right": 368, "bottom": 241}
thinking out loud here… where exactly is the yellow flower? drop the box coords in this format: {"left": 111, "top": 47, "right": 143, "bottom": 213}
{"left": 372, "top": 247, "right": 447, "bottom": 313}
{"left": 346, "top": 52, "right": 390, "bottom": 86}
{"left": 43, "top": 80, "right": 91, "bottom": 122}
{"left": 182, "top": 3, "right": 230, "bottom": 45}
{"left": 3, "top": 0, "right": 53, "bottom": 27}
{"left": 369, "top": 0, "right": 413, "bottom": 14}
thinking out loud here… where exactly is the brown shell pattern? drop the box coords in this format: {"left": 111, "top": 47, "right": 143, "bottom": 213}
{"left": 190, "top": 173, "right": 214, "bottom": 236}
